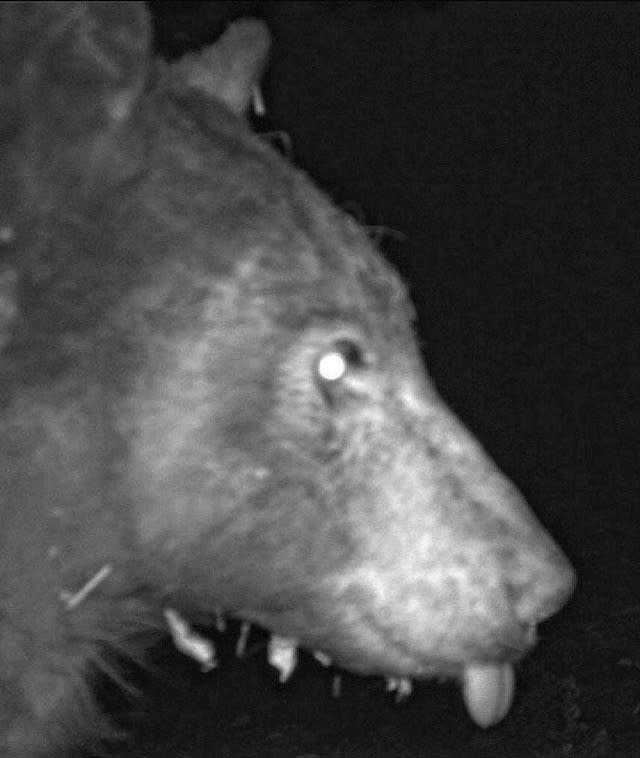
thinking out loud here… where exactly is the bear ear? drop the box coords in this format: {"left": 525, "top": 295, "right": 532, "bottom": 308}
{"left": 166, "top": 19, "right": 271, "bottom": 117}
{"left": 1, "top": 1, "right": 150, "bottom": 196}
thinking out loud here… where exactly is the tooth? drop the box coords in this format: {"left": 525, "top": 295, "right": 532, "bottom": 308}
{"left": 331, "top": 674, "right": 342, "bottom": 697}
{"left": 313, "top": 650, "right": 332, "bottom": 667}
{"left": 462, "top": 663, "right": 515, "bottom": 728}
{"left": 385, "top": 677, "right": 413, "bottom": 701}
{"left": 235, "top": 621, "right": 251, "bottom": 658}
{"left": 252, "top": 84, "right": 266, "bottom": 117}
{"left": 267, "top": 635, "right": 298, "bottom": 683}
{"left": 164, "top": 608, "right": 217, "bottom": 672}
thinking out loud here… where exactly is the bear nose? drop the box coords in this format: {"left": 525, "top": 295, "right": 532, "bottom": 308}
{"left": 510, "top": 542, "right": 577, "bottom": 625}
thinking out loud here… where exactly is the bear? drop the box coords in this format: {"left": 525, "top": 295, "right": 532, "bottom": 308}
{"left": 0, "top": 2, "right": 575, "bottom": 755}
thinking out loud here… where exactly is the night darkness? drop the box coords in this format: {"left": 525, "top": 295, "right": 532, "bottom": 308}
{"left": 105, "top": 2, "right": 639, "bottom": 756}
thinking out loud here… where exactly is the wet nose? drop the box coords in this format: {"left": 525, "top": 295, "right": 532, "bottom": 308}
{"left": 510, "top": 541, "right": 576, "bottom": 625}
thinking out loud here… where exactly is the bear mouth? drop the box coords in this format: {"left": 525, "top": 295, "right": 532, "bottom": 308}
{"left": 165, "top": 605, "right": 527, "bottom": 729}
{"left": 256, "top": 606, "right": 528, "bottom": 729}
{"left": 265, "top": 633, "right": 518, "bottom": 729}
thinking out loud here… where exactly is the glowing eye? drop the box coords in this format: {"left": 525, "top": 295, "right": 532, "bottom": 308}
{"left": 316, "top": 339, "right": 365, "bottom": 385}
{"left": 317, "top": 350, "right": 347, "bottom": 382}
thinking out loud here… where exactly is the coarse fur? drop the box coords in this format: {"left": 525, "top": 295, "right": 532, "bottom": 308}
{"left": 0, "top": 3, "right": 575, "bottom": 755}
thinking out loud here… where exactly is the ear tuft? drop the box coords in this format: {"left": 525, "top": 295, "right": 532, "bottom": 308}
{"left": 166, "top": 19, "right": 271, "bottom": 117}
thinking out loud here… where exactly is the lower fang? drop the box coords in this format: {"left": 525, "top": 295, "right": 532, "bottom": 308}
{"left": 267, "top": 635, "right": 298, "bottom": 683}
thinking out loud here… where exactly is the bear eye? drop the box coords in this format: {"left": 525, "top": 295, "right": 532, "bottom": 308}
{"left": 317, "top": 339, "right": 365, "bottom": 384}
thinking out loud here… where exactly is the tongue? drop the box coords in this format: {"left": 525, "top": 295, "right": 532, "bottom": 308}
{"left": 462, "top": 663, "right": 515, "bottom": 728}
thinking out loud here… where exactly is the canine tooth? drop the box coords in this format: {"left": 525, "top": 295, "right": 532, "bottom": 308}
{"left": 164, "top": 608, "right": 217, "bottom": 672}
{"left": 267, "top": 635, "right": 298, "bottom": 682}
{"left": 462, "top": 663, "right": 515, "bottom": 728}
{"left": 235, "top": 621, "right": 251, "bottom": 657}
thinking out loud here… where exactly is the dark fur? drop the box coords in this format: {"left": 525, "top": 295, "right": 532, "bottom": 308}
{"left": 0, "top": 3, "right": 575, "bottom": 755}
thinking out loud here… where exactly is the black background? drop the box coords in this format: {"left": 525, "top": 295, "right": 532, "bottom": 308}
{"left": 111, "top": 3, "right": 640, "bottom": 757}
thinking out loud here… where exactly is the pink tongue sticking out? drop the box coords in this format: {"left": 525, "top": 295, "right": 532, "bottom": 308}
{"left": 462, "top": 663, "right": 516, "bottom": 728}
